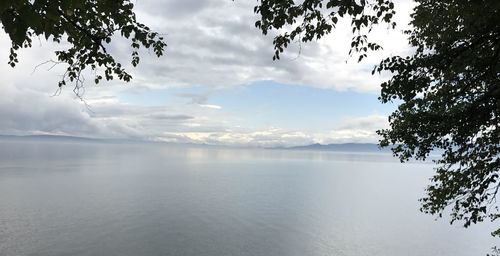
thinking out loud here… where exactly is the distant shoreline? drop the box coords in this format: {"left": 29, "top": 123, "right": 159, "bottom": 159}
{"left": 0, "top": 134, "right": 391, "bottom": 153}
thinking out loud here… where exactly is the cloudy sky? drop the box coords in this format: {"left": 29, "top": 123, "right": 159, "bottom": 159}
{"left": 0, "top": 0, "right": 415, "bottom": 147}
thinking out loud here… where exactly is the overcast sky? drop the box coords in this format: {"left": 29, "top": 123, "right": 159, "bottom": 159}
{"left": 0, "top": 0, "right": 415, "bottom": 147}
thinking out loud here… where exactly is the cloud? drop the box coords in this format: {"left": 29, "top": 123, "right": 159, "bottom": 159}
{"left": 0, "top": 0, "right": 410, "bottom": 146}
{"left": 176, "top": 92, "right": 211, "bottom": 105}
{"left": 124, "top": 0, "right": 415, "bottom": 92}
{"left": 199, "top": 104, "right": 221, "bottom": 110}
{"left": 0, "top": 84, "right": 123, "bottom": 138}
{"left": 146, "top": 114, "right": 194, "bottom": 121}
{"left": 1, "top": 0, "right": 414, "bottom": 93}
{"left": 0, "top": 75, "right": 389, "bottom": 146}
{"left": 336, "top": 115, "right": 389, "bottom": 131}
{"left": 157, "top": 114, "right": 388, "bottom": 147}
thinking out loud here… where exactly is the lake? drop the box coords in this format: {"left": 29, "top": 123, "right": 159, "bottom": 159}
{"left": 0, "top": 139, "right": 496, "bottom": 256}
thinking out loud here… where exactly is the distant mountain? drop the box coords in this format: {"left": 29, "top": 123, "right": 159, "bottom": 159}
{"left": 280, "top": 143, "right": 392, "bottom": 153}
{"left": 0, "top": 134, "right": 144, "bottom": 145}
{"left": 0, "top": 134, "right": 103, "bottom": 142}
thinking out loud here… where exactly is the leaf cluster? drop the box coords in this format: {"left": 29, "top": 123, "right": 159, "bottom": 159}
{"left": 253, "top": 0, "right": 395, "bottom": 61}
{"left": 0, "top": 0, "right": 166, "bottom": 94}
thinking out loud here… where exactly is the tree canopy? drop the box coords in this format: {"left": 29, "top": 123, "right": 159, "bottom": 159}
{"left": 376, "top": 0, "right": 500, "bottom": 233}
{"left": 254, "top": 0, "right": 500, "bottom": 236}
{"left": 0, "top": 0, "right": 166, "bottom": 94}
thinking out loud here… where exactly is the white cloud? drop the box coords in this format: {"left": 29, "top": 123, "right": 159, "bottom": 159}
{"left": 0, "top": 0, "right": 410, "bottom": 146}
{"left": 199, "top": 104, "right": 221, "bottom": 109}
{"left": 157, "top": 114, "right": 388, "bottom": 147}
{"left": 124, "top": 0, "right": 415, "bottom": 91}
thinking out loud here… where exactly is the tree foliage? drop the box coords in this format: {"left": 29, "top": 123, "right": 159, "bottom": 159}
{"left": 376, "top": 0, "right": 500, "bottom": 234}
{"left": 254, "top": 0, "right": 500, "bottom": 235}
{"left": 0, "top": 0, "right": 166, "bottom": 94}
{"left": 254, "top": 0, "right": 396, "bottom": 61}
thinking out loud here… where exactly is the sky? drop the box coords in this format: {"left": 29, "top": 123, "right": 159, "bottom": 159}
{"left": 0, "top": 0, "right": 415, "bottom": 147}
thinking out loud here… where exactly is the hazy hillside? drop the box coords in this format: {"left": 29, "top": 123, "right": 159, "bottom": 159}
{"left": 281, "top": 143, "right": 392, "bottom": 153}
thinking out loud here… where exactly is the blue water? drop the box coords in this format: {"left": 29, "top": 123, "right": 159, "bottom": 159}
{"left": 0, "top": 139, "right": 496, "bottom": 256}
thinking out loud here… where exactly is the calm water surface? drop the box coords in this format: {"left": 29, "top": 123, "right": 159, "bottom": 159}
{"left": 0, "top": 139, "right": 496, "bottom": 256}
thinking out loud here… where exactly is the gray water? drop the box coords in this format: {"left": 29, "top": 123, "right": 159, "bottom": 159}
{"left": 0, "top": 139, "right": 496, "bottom": 256}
